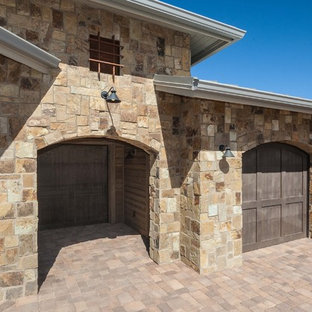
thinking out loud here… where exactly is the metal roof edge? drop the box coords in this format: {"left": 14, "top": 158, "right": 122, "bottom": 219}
{"left": 153, "top": 75, "right": 312, "bottom": 114}
{"left": 0, "top": 27, "right": 60, "bottom": 74}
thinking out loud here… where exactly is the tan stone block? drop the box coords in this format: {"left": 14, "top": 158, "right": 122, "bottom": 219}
{"left": 16, "top": 159, "right": 36, "bottom": 173}
{"left": 0, "top": 203, "right": 14, "bottom": 219}
{"left": 233, "top": 239, "right": 242, "bottom": 256}
{"left": 0, "top": 194, "right": 7, "bottom": 202}
{"left": 167, "top": 222, "right": 180, "bottom": 233}
{"left": 137, "top": 116, "right": 148, "bottom": 128}
{"left": 35, "top": 138, "right": 47, "bottom": 150}
{"left": 64, "top": 13, "right": 77, "bottom": 34}
{"left": 54, "top": 71, "right": 67, "bottom": 87}
{"left": 230, "top": 230, "right": 241, "bottom": 240}
{"left": 4, "top": 235, "right": 18, "bottom": 248}
{"left": 27, "top": 127, "right": 49, "bottom": 139}
{"left": 255, "top": 114, "right": 264, "bottom": 126}
{"left": 272, "top": 119, "right": 279, "bottom": 131}
{"left": 15, "top": 218, "right": 37, "bottom": 235}
{"left": 7, "top": 180, "right": 22, "bottom": 202}
{"left": 52, "top": 30, "right": 66, "bottom": 41}
{"left": 15, "top": 142, "right": 35, "bottom": 158}
{"left": 225, "top": 107, "right": 231, "bottom": 123}
{"left": 17, "top": 202, "right": 34, "bottom": 217}
{"left": 0, "top": 160, "right": 14, "bottom": 173}
{"left": 0, "top": 219, "right": 14, "bottom": 235}
{"left": 27, "top": 117, "right": 50, "bottom": 127}
{"left": 23, "top": 174, "right": 35, "bottom": 188}
{"left": 68, "top": 90, "right": 82, "bottom": 108}
{"left": 18, "top": 254, "right": 37, "bottom": 270}
{"left": 1, "top": 84, "right": 19, "bottom": 97}
{"left": 201, "top": 221, "right": 214, "bottom": 235}
{"left": 193, "top": 182, "right": 200, "bottom": 196}
{"left": 80, "top": 96, "right": 90, "bottom": 115}
{"left": 160, "top": 213, "right": 174, "bottom": 224}
{"left": 77, "top": 116, "right": 88, "bottom": 126}
{"left": 232, "top": 215, "right": 242, "bottom": 230}
{"left": 77, "top": 126, "right": 91, "bottom": 136}
{"left": 216, "top": 182, "right": 225, "bottom": 192}
{"left": 23, "top": 189, "right": 36, "bottom": 201}
{"left": 5, "top": 247, "right": 18, "bottom": 264}
{"left": 44, "top": 131, "right": 63, "bottom": 145}
{"left": 54, "top": 86, "right": 70, "bottom": 104}
{"left": 191, "top": 220, "right": 200, "bottom": 235}
{"left": 0, "top": 272, "right": 23, "bottom": 287}
{"left": 24, "top": 269, "right": 36, "bottom": 281}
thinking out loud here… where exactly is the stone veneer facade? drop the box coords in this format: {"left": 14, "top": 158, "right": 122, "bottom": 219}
{"left": 0, "top": 0, "right": 311, "bottom": 305}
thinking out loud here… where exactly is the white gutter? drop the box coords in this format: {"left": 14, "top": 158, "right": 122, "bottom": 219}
{"left": 154, "top": 75, "right": 312, "bottom": 114}
{"left": 0, "top": 27, "right": 60, "bottom": 73}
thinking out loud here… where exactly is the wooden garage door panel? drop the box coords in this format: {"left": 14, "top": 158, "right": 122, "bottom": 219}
{"left": 257, "top": 147, "right": 281, "bottom": 200}
{"left": 38, "top": 144, "right": 108, "bottom": 229}
{"left": 242, "top": 149, "right": 257, "bottom": 203}
{"left": 282, "top": 149, "right": 304, "bottom": 197}
{"left": 242, "top": 208, "right": 257, "bottom": 246}
{"left": 124, "top": 148, "right": 149, "bottom": 237}
{"left": 282, "top": 202, "right": 303, "bottom": 236}
{"left": 258, "top": 205, "right": 281, "bottom": 242}
{"left": 242, "top": 143, "right": 308, "bottom": 252}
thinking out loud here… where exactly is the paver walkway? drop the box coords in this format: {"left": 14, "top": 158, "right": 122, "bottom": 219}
{"left": 3, "top": 223, "right": 312, "bottom": 312}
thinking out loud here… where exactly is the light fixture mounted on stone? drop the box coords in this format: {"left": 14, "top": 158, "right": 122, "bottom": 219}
{"left": 219, "top": 145, "right": 234, "bottom": 158}
{"left": 101, "top": 87, "right": 121, "bottom": 103}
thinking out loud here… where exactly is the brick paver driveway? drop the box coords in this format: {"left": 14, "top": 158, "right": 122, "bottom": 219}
{"left": 4, "top": 223, "right": 312, "bottom": 312}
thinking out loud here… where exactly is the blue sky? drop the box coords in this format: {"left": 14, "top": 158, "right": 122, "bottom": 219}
{"left": 164, "top": 0, "right": 312, "bottom": 98}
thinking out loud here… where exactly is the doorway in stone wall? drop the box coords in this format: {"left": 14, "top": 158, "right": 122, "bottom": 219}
{"left": 242, "top": 142, "right": 309, "bottom": 252}
{"left": 37, "top": 139, "right": 150, "bottom": 288}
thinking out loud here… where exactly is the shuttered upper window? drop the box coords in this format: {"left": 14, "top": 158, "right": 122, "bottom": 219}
{"left": 89, "top": 33, "right": 122, "bottom": 77}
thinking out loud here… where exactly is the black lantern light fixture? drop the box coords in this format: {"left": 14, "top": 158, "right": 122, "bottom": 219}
{"left": 219, "top": 145, "right": 234, "bottom": 158}
{"left": 101, "top": 87, "right": 121, "bottom": 103}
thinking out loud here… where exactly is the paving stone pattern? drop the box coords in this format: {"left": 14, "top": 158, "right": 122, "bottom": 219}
{"left": 3, "top": 223, "right": 312, "bottom": 312}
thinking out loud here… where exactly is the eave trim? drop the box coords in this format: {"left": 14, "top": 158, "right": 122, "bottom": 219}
{"left": 153, "top": 75, "right": 312, "bottom": 114}
{"left": 0, "top": 27, "right": 60, "bottom": 73}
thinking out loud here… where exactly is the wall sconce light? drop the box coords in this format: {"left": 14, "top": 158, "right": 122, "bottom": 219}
{"left": 101, "top": 87, "right": 121, "bottom": 103}
{"left": 219, "top": 145, "right": 234, "bottom": 158}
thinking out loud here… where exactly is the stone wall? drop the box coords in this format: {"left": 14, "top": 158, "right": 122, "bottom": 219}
{"left": 0, "top": 57, "right": 186, "bottom": 302}
{"left": 178, "top": 95, "right": 312, "bottom": 273}
{"left": 1, "top": 0, "right": 191, "bottom": 78}
{"left": 0, "top": 0, "right": 312, "bottom": 306}
{"left": 0, "top": 0, "right": 192, "bottom": 302}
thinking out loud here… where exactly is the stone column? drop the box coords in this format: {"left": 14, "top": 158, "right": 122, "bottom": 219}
{"left": 198, "top": 102, "right": 243, "bottom": 273}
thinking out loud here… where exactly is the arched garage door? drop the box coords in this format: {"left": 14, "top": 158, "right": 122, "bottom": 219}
{"left": 242, "top": 143, "right": 308, "bottom": 252}
{"left": 38, "top": 144, "right": 108, "bottom": 229}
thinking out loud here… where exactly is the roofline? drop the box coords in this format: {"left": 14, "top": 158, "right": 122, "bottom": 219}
{"left": 86, "top": 0, "right": 246, "bottom": 63}
{"left": 0, "top": 27, "right": 60, "bottom": 73}
{"left": 153, "top": 75, "right": 312, "bottom": 114}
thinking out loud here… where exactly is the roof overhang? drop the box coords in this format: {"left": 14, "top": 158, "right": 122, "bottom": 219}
{"left": 154, "top": 75, "right": 312, "bottom": 114}
{"left": 82, "top": 0, "right": 246, "bottom": 65}
{"left": 0, "top": 27, "right": 60, "bottom": 73}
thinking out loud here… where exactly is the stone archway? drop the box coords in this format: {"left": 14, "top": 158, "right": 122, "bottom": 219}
{"left": 36, "top": 137, "right": 156, "bottom": 287}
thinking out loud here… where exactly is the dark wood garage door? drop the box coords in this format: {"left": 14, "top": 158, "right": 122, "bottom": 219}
{"left": 38, "top": 144, "right": 108, "bottom": 230}
{"left": 242, "top": 143, "right": 308, "bottom": 252}
{"left": 124, "top": 148, "right": 149, "bottom": 237}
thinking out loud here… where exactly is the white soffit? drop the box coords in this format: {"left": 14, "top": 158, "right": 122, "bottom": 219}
{"left": 0, "top": 27, "right": 60, "bottom": 73}
{"left": 154, "top": 75, "right": 312, "bottom": 114}
{"left": 84, "top": 0, "right": 246, "bottom": 65}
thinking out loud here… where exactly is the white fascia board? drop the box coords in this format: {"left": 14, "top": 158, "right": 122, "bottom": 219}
{"left": 0, "top": 27, "right": 60, "bottom": 73}
{"left": 153, "top": 75, "right": 312, "bottom": 114}
{"left": 86, "top": 0, "right": 246, "bottom": 42}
